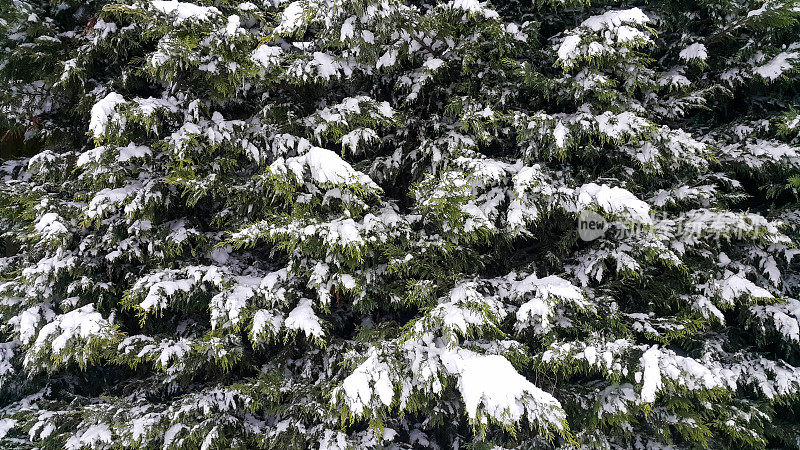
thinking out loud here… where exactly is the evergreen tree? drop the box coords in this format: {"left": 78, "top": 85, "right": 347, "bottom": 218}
{"left": 1, "top": 0, "right": 799, "bottom": 447}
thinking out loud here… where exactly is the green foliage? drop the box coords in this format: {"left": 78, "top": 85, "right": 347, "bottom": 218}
{"left": 0, "top": 0, "right": 799, "bottom": 448}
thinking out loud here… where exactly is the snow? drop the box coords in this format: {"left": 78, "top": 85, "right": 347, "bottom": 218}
{"left": 91, "top": 19, "right": 117, "bottom": 43}
{"left": 148, "top": 48, "right": 170, "bottom": 68}
{"left": 430, "top": 282, "right": 505, "bottom": 339}
{"left": 576, "top": 183, "right": 651, "bottom": 223}
{"left": 638, "top": 346, "right": 662, "bottom": 403}
{"left": 6, "top": 0, "right": 800, "bottom": 444}
{"left": 659, "top": 67, "right": 691, "bottom": 89}
{"left": 449, "top": 0, "right": 500, "bottom": 19}
{"left": 341, "top": 128, "right": 378, "bottom": 154}
{"left": 140, "top": 279, "right": 192, "bottom": 311}
{"left": 26, "top": 304, "right": 113, "bottom": 363}
{"left": 728, "top": 357, "right": 800, "bottom": 399}
{"left": 377, "top": 101, "right": 394, "bottom": 118}
{"left": 750, "top": 299, "right": 800, "bottom": 342}
{"left": 520, "top": 274, "right": 584, "bottom": 300}
{"left": 259, "top": 268, "right": 289, "bottom": 295}
{"left": 134, "top": 96, "right": 179, "bottom": 116}
{"left": 423, "top": 58, "right": 445, "bottom": 71}
{"left": 516, "top": 297, "right": 551, "bottom": 332}
{"left": 233, "top": 207, "right": 402, "bottom": 257}
{"left": 77, "top": 146, "right": 106, "bottom": 166}
{"left": 340, "top": 16, "right": 355, "bottom": 41}
{"left": 338, "top": 346, "right": 566, "bottom": 430}
{"left": 614, "top": 25, "right": 638, "bottom": 43}
{"left": 273, "top": 146, "right": 379, "bottom": 190}
{"left": 594, "top": 111, "right": 650, "bottom": 140}
{"left": 151, "top": 1, "right": 220, "bottom": 24}
{"left": 34, "top": 212, "right": 68, "bottom": 238}
{"left": 117, "top": 142, "right": 151, "bottom": 162}
{"left": 59, "top": 58, "right": 77, "bottom": 82}
{"left": 128, "top": 414, "right": 160, "bottom": 442}
{"left": 339, "top": 351, "right": 395, "bottom": 415}
{"left": 65, "top": 424, "right": 112, "bottom": 449}
{"left": 722, "top": 139, "right": 799, "bottom": 168}
{"left": 32, "top": 422, "right": 56, "bottom": 441}
{"left": 717, "top": 272, "right": 773, "bottom": 304}
{"left": 163, "top": 424, "right": 186, "bottom": 446}
{"left": 148, "top": 340, "right": 191, "bottom": 367}
{"left": 238, "top": 2, "right": 257, "bottom": 10}
{"left": 210, "top": 279, "right": 258, "bottom": 329}
{"left": 274, "top": 1, "right": 305, "bottom": 35}
{"left": 306, "top": 96, "right": 394, "bottom": 141}
{"left": 454, "top": 156, "right": 515, "bottom": 184}
{"left": 557, "top": 8, "right": 651, "bottom": 68}
{"left": 376, "top": 49, "right": 398, "bottom": 69}
{"left": 92, "top": 20, "right": 116, "bottom": 33}
{"left": 49, "top": 309, "right": 103, "bottom": 353}
{"left": 660, "top": 350, "right": 727, "bottom": 392}
{"left": 251, "top": 309, "right": 284, "bottom": 341}
{"left": 361, "top": 30, "right": 375, "bottom": 44}
{"left": 225, "top": 15, "right": 241, "bottom": 35}
{"left": 285, "top": 50, "right": 347, "bottom": 81}
{"left": 557, "top": 35, "right": 582, "bottom": 62}
{"left": 679, "top": 43, "right": 708, "bottom": 62}
{"left": 439, "top": 348, "right": 566, "bottom": 428}
{"left": 0, "top": 419, "right": 15, "bottom": 439}
{"left": 649, "top": 185, "right": 715, "bottom": 207}
{"left": 328, "top": 219, "right": 363, "bottom": 247}
{"left": 312, "top": 52, "right": 341, "bottom": 80}
{"left": 285, "top": 298, "right": 324, "bottom": 339}
{"left": 552, "top": 121, "right": 569, "bottom": 148}
{"left": 117, "top": 334, "right": 192, "bottom": 369}
{"left": 596, "top": 384, "right": 638, "bottom": 418}
{"left": 85, "top": 181, "right": 142, "bottom": 220}
{"left": 12, "top": 307, "right": 43, "bottom": 345}
{"left": 747, "top": 3, "right": 769, "bottom": 17}
{"left": 339, "top": 274, "right": 357, "bottom": 290}
{"left": 89, "top": 92, "right": 125, "bottom": 138}
{"left": 20, "top": 253, "right": 77, "bottom": 292}
{"left": 581, "top": 8, "right": 649, "bottom": 31}
{"left": 754, "top": 51, "right": 799, "bottom": 80}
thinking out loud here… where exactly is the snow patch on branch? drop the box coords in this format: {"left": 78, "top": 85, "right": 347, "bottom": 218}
{"left": 750, "top": 299, "right": 800, "bottom": 342}
{"left": 580, "top": 8, "right": 649, "bottom": 31}
{"left": 447, "top": 0, "right": 500, "bottom": 20}
{"left": 285, "top": 298, "right": 324, "bottom": 339}
{"left": 151, "top": 0, "right": 221, "bottom": 24}
{"left": 514, "top": 274, "right": 587, "bottom": 334}
{"left": 24, "top": 304, "right": 116, "bottom": 370}
{"left": 679, "top": 43, "right": 708, "bottom": 62}
{"left": 637, "top": 346, "right": 662, "bottom": 403}
{"left": 440, "top": 349, "right": 566, "bottom": 429}
{"left": 89, "top": 92, "right": 125, "bottom": 138}
{"left": 716, "top": 272, "right": 773, "bottom": 305}
{"left": 274, "top": 1, "right": 305, "bottom": 35}
{"left": 251, "top": 45, "right": 283, "bottom": 69}
{"left": 576, "top": 183, "right": 651, "bottom": 223}
{"left": 336, "top": 346, "right": 567, "bottom": 432}
{"left": 753, "top": 51, "right": 799, "bottom": 80}
{"left": 271, "top": 146, "right": 379, "bottom": 190}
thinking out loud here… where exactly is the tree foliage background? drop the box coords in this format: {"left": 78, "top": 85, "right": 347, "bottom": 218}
{"left": 1, "top": 0, "right": 800, "bottom": 448}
